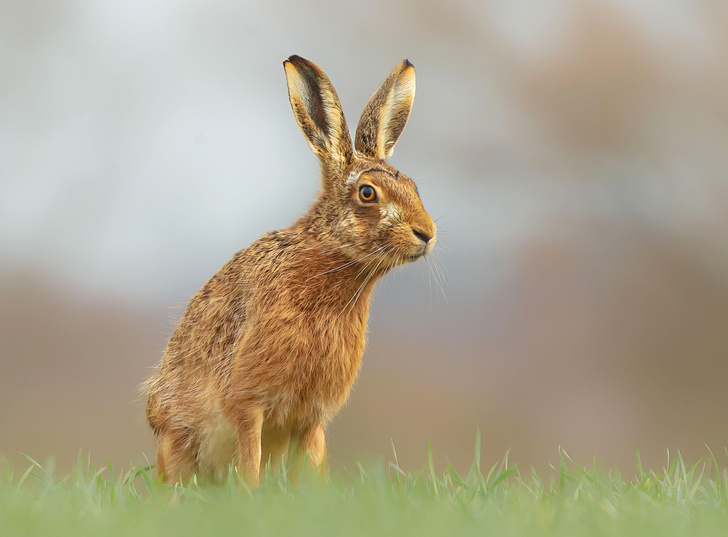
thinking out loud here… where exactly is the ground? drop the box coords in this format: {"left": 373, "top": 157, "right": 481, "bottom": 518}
{"left": 3, "top": 437, "right": 728, "bottom": 537}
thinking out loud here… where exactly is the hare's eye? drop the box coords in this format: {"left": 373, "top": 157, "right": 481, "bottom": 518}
{"left": 359, "top": 185, "right": 377, "bottom": 203}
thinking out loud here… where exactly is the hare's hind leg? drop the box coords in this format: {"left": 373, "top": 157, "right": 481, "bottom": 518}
{"left": 261, "top": 424, "right": 291, "bottom": 476}
{"left": 288, "top": 423, "right": 327, "bottom": 483}
{"left": 234, "top": 407, "right": 264, "bottom": 487}
{"left": 301, "top": 423, "right": 326, "bottom": 472}
{"left": 157, "top": 429, "right": 198, "bottom": 485}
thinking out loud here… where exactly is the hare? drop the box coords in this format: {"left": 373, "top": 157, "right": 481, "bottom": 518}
{"left": 143, "top": 55, "right": 436, "bottom": 486}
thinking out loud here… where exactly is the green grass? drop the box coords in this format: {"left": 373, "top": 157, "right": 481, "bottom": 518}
{"left": 3, "top": 434, "right": 728, "bottom": 537}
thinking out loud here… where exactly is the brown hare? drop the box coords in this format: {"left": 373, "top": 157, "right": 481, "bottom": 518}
{"left": 143, "top": 55, "right": 436, "bottom": 486}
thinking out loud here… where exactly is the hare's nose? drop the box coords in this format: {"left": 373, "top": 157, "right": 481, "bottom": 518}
{"left": 412, "top": 228, "right": 433, "bottom": 244}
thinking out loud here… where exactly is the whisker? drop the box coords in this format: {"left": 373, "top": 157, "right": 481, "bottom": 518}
{"left": 353, "top": 245, "right": 386, "bottom": 281}
{"left": 427, "top": 255, "right": 433, "bottom": 313}
{"left": 305, "top": 246, "right": 382, "bottom": 281}
{"left": 343, "top": 247, "right": 395, "bottom": 318}
{"left": 425, "top": 254, "right": 449, "bottom": 306}
{"left": 337, "top": 248, "right": 388, "bottom": 318}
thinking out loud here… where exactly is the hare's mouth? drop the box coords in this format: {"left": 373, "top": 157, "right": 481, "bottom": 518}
{"left": 405, "top": 240, "right": 434, "bottom": 262}
{"left": 404, "top": 251, "right": 426, "bottom": 262}
{"left": 382, "top": 246, "right": 429, "bottom": 265}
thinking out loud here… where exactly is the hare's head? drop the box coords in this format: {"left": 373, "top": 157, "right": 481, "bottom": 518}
{"left": 284, "top": 55, "right": 436, "bottom": 267}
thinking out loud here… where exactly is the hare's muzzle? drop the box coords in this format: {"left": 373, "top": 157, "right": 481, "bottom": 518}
{"left": 409, "top": 224, "right": 436, "bottom": 259}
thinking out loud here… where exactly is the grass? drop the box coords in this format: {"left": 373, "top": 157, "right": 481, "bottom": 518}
{"left": 3, "top": 433, "right": 728, "bottom": 537}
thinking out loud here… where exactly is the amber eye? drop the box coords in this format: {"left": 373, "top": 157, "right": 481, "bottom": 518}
{"left": 359, "top": 185, "right": 377, "bottom": 203}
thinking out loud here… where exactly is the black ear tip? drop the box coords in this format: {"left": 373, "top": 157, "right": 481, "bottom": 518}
{"left": 286, "top": 54, "right": 308, "bottom": 67}
{"left": 402, "top": 59, "right": 414, "bottom": 68}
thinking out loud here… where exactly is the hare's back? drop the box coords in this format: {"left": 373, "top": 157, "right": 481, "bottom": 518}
{"left": 163, "top": 249, "right": 252, "bottom": 373}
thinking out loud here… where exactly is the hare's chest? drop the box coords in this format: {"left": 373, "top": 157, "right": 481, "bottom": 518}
{"left": 258, "top": 310, "right": 368, "bottom": 424}
{"left": 298, "top": 316, "right": 366, "bottom": 397}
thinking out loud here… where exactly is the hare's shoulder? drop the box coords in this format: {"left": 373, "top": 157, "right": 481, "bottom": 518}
{"left": 170, "top": 229, "right": 304, "bottom": 347}
{"left": 162, "top": 248, "right": 253, "bottom": 367}
{"left": 178, "top": 231, "right": 298, "bottom": 322}
{"left": 239, "top": 229, "right": 304, "bottom": 264}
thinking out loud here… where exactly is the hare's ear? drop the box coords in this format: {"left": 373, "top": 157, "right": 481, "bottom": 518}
{"left": 355, "top": 60, "right": 415, "bottom": 161}
{"left": 284, "top": 55, "right": 353, "bottom": 179}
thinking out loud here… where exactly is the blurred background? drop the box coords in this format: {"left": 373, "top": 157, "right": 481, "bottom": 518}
{"left": 2, "top": 0, "right": 727, "bottom": 477}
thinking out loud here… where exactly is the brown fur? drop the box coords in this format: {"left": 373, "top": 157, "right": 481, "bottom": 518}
{"left": 143, "top": 56, "right": 436, "bottom": 486}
